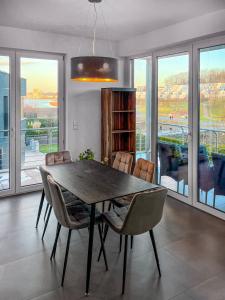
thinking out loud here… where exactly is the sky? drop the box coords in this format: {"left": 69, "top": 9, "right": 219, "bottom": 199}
{"left": 134, "top": 45, "right": 225, "bottom": 86}
{"left": 0, "top": 56, "right": 58, "bottom": 94}
{"left": 0, "top": 56, "right": 9, "bottom": 73}
{"left": 1, "top": 46, "right": 225, "bottom": 92}
{"left": 21, "top": 58, "right": 58, "bottom": 93}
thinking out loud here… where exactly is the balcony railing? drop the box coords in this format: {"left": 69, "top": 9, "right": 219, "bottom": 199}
{"left": 0, "top": 127, "right": 58, "bottom": 171}
{"left": 136, "top": 122, "right": 225, "bottom": 156}
{"left": 1, "top": 124, "right": 225, "bottom": 171}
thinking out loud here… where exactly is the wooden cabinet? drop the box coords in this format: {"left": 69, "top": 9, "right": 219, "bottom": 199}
{"left": 101, "top": 88, "right": 136, "bottom": 165}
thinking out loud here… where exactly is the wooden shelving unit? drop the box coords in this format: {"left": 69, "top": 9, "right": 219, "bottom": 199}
{"left": 101, "top": 88, "right": 136, "bottom": 166}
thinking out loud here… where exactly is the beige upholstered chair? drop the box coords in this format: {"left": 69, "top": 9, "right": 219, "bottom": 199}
{"left": 112, "top": 158, "right": 155, "bottom": 208}
{"left": 39, "top": 166, "right": 81, "bottom": 240}
{"left": 100, "top": 188, "right": 167, "bottom": 294}
{"left": 45, "top": 151, "right": 72, "bottom": 166}
{"left": 47, "top": 175, "right": 108, "bottom": 286}
{"left": 109, "top": 158, "right": 155, "bottom": 251}
{"left": 133, "top": 158, "right": 155, "bottom": 182}
{"left": 36, "top": 151, "right": 73, "bottom": 228}
{"left": 112, "top": 152, "right": 133, "bottom": 174}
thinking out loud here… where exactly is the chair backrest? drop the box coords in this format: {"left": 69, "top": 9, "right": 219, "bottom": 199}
{"left": 158, "top": 142, "right": 180, "bottom": 174}
{"left": 47, "top": 175, "right": 72, "bottom": 228}
{"left": 39, "top": 166, "right": 52, "bottom": 205}
{"left": 121, "top": 188, "right": 167, "bottom": 236}
{"left": 198, "top": 160, "right": 214, "bottom": 192}
{"left": 45, "top": 151, "right": 72, "bottom": 166}
{"left": 133, "top": 158, "right": 155, "bottom": 183}
{"left": 112, "top": 152, "right": 133, "bottom": 174}
{"left": 212, "top": 152, "right": 225, "bottom": 189}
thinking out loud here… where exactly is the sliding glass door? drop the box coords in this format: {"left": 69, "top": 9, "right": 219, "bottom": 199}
{"left": 193, "top": 38, "right": 225, "bottom": 218}
{"left": 0, "top": 51, "right": 15, "bottom": 196}
{"left": 155, "top": 49, "right": 192, "bottom": 202}
{"left": 0, "top": 50, "right": 64, "bottom": 196}
{"left": 16, "top": 52, "right": 64, "bottom": 192}
{"left": 133, "top": 37, "right": 225, "bottom": 219}
{"left": 133, "top": 57, "right": 152, "bottom": 160}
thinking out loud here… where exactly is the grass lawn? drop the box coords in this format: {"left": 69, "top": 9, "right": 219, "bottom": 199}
{"left": 39, "top": 144, "right": 58, "bottom": 154}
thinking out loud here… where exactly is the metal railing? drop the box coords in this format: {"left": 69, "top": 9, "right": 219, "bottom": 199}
{"left": 1, "top": 123, "right": 225, "bottom": 170}
{"left": 136, "top": 122, "right": 225, "bottom": 154}
{"left": 0, "top": 127, "right": 58, "bottom": 170}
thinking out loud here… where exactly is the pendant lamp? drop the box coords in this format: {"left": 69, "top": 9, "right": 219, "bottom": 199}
{"left": 71, "top": 0, "right": 118, "bottom": 82}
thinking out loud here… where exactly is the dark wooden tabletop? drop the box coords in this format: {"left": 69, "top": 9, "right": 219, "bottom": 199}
{"left": 44, "top": 160, "right": 159, "bottom": 205}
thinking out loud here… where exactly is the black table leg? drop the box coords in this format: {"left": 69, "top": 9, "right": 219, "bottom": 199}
{"left": 85, "top": 203, "right": 96, "bottom": 296}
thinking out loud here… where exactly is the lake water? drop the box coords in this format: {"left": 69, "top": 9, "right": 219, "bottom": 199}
{"left": 23, "top": 99, "right": 55, "bottom": 108}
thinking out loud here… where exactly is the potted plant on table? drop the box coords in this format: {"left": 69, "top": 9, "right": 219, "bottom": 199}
{"left": 79, "top": 148, "right": 94, "bottom": 160}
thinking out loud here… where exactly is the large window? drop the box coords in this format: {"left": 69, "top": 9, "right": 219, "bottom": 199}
{"left": 20, "top": 57, "right": 60, "bottom": 187}
{"left": 0, "top": 50, "right": 64, "bottom": 196}
{"left": 132, "top": 36, "right": 225, "bottom": 219}
{"left": 0, "top": 55, "right": 10, "bottom": 191}
{"left": 198, "top": 45, "right": 225, "bottom": 212}
{"left": 134, "top": 57, "right": 151, "bottom": 160}
{"left": 157, "top": 53, "right": 189, "bottom": 196}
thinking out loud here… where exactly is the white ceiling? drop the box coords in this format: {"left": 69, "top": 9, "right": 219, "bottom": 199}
{"left": 0, "top": 0, "right": 225, "bottom": 41}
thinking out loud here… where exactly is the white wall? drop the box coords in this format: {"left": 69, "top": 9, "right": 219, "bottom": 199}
{"left": 119, "top": 9, "right": 225, "bottom": 57}
{"left": 0, "top": 25, "right": 124, "bottom": 161}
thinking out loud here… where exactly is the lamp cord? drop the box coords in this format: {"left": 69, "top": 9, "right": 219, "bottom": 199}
{"left": 100, "top": 4, "right": 114, "bottom": 57}
{"left": 92, "top": 2, "right": 98, "bottom": 56}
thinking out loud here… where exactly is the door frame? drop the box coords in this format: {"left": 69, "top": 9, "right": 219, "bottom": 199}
{"left": 0, "top": 48, "right": 65, "bottom": 197}
{"left": 15, "top": 50, "right": 65, "bottom": 194}
{"left": 152, "top": 44, "right": 193, "bottom": 205}
{"left": 192, "top": 35, "right": 225, "bottom": 220}
{"left": 0, "top": 49, "right": 16, "bottom": 197}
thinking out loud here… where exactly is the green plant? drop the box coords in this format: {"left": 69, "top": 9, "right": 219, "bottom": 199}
{"left": 158, "top": 136, "right": 183, "bottom": 145}
{"left": 79, "top": 149, "right": 94, "bottom": 160}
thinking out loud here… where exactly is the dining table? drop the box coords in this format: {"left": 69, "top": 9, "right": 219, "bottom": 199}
{"left": 44, "top": 159, "right": 159, "bottom": 295}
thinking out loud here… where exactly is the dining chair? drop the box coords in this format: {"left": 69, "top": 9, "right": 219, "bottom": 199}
{"left": 47, "top": 175, "right": 108, "bottom": 286}
{"left": 112, "top": 152, "right": 133, "bottom": 174}
{"left": 39, "top": 166, "right": 82, "bottom": 240}
{"left": 100, "top": 188, "right": 167, "bottom": 294}
{"left": 35, "top": 151, "right": 72, "bottom": 228}
{"left": 110, "top": 158, "right": 155, "bottom": 250}
{"left": 112, "top": 158, "right": 155, "bottom": 208}
{"left": 102, "top": 151, "right": 133, "bottom": 214}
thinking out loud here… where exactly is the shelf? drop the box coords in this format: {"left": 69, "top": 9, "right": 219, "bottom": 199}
{"left": 112, "top": 151, "right": 135, "bottom": 156}
{"left": 112, "top": 130, "right": 135, "bottom": 134}
{"left": 101, "top": 88, "right": 136, "bottom": 165}
{"left": 112, "top": 110, "right": 135, "bottom": 113}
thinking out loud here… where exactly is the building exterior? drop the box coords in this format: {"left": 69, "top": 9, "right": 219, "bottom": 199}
{"left": 0, "top": 71, "right": 26, "bottom": 170}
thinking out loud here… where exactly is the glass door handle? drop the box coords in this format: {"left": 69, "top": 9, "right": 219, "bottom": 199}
{"left": 10, "top": 128, "right": 15, "bottom": 137}
{"left": 188, "top": 131, "right": 192, "bottom": 141}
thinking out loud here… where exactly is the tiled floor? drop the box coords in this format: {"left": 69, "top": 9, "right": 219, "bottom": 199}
{"left": 0, "top": 192, "right": 225, "bottom": 300}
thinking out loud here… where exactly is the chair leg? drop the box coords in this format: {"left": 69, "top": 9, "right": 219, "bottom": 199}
{"left": 44, "top": 203, "right": 49, "bottom": 221}
{"left": 101, "top": 202, "right": 105, "bottom": 232}
{"left": 35, "top": 189, "right": 45, "bottom": 228}
{"left": 122, "top": 235, "right": 128, "bottom": 295}
{"left": 119, "top": 235, "right": 122, "bottom": 252}
{"left": 97, "top": 224, "right": 109, "bottom": 262}
{"left": 108, "top": 201, "right": 112, "bottom": 211}
{"left": 130, "top": 236, "right": 134, "bottom": 249}
{"left": 41, "top": 206, "right": 52, "bottom": 240}
{"left": 149, "top": 229, "right": 161, "bottom": 277}
{"left": 50, "top": 222, "right": 61, "bottom": 260}
{"left": 61, "top": 229, "right": 72, "bottom": 286}
{"left": 97, "top": 224, "right": 108, "bottom": 271}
